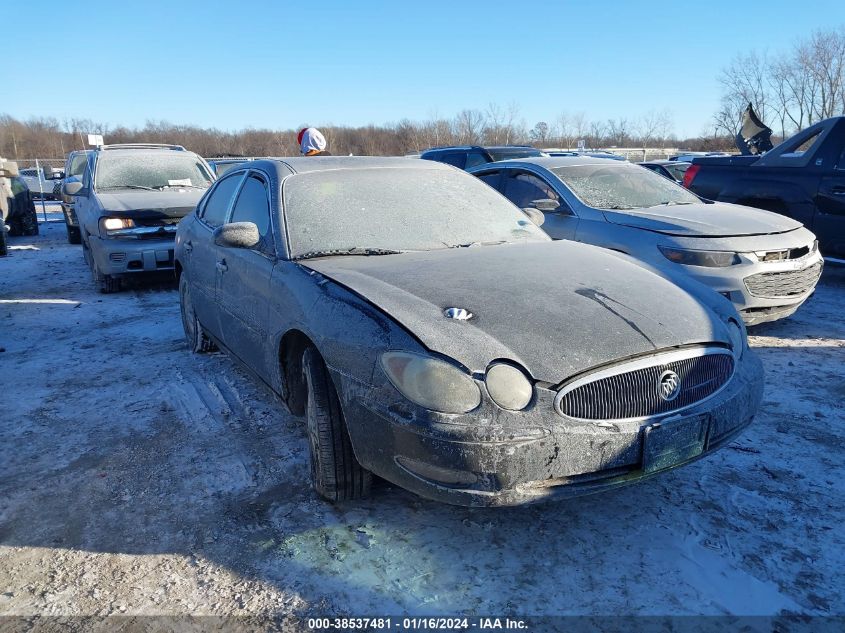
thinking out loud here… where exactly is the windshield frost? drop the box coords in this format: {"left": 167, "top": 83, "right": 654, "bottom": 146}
{"left": 283, "top": 167, "right": 549, "bottom": 256}
{"left": 551, "top": 164, "right": 700, "bottom": 209}
{"left": 95, "top": 153, "right": 213, "bottom": 190}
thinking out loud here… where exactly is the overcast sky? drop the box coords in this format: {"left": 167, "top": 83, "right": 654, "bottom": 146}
{"left": 4, "top": 0, "right": 843, "bottom": 138}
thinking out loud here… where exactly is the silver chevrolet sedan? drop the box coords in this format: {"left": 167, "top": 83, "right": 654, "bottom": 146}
{"left": 469, "top": 157, "right": 824, "bottom": 325}
{"left": 175, "top": 157, "right": 764, "bottom": 506}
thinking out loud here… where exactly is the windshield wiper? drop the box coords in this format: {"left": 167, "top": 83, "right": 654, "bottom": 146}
{"left": 604, "top": 205, "right": 636, "bottom": 210}
{"left": 154, "top": 184, "right": 204, "bottom": 190}
{"left": 292, "top": 247, "right": 404, "bottom": 261}
{"left": 99, "top": 185, "right": 155, "bottom": 191}
{"left": 447, "top": 240, "right": 509, "bottom": 248}
{"left": 658, "top": 201, "right": 693, "bottom": 206}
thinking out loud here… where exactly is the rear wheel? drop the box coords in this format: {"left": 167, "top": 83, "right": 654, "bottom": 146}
{"left": 0, "top": 220, "right": 7, "bottom": 257}
{"left": 179, "top": 275, "right": 216, "bottom": 353}
{"left": 302, "top": 346, "right": 371, "bottom": 502}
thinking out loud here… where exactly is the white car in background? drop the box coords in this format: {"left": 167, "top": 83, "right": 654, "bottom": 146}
{"left": 19, "top": 167, "right": 63, "bottom": 199}
{"left": 469, "top": 157, "right": 824, "bottom": 326}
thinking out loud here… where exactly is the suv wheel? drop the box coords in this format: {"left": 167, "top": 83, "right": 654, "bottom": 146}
{"left": 66, "top": 224, "right": 81, "bottom": 244}
{"left": 179, "top": 275, "right": 216, "bottom": 353}
{"left": 302, "top": 346, "right": 372, "bottom": 502}
{"left": 91, "top": 259, "right": 120, "bottom": 293}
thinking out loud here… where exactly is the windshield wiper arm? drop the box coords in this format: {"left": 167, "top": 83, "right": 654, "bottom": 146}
{"left": 604, "top": 205, "right": 636, "bottom": 210}
{"left": 447, "top": 240, "right": 509, "bottom": 248}
{"left": 658, "top": 201, "right": 693, "bottom": 206}
{"left": 99, "top": 185, "right": 155, "bottom": 191}
{"left": 154, "top": 184, "right": 204, "bottom": 189}
{"left": 292, "top": 247, "right": 403, "bottom": 261}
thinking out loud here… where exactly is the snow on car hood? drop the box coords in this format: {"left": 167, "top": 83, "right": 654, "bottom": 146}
{"left": 96, "top": 189, "right": 207, "bottom": 218}
{"left": 602, "top": 201, "right": 802, "bottom": 237}
{"left": 303, "top": 241, "right": 733, "bottom": 382}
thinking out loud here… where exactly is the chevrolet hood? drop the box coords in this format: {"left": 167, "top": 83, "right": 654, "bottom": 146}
{"left": 97, "top": 189, "right": 206, "bottom": 218}
{"left": 303, "top": 241, "right": 733, "bottom": 382}
{"left": 603, "top": 202, "right": 802, "bottom": 237}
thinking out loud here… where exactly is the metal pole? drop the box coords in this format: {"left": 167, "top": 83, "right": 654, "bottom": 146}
{"left": 35, "top": 158, "right": 47, "bottom": 222}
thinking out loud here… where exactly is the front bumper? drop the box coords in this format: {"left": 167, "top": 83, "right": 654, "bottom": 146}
{"left": 89, "top": 234, "right": 176, "bottom": 275}
{"left": 679, "top": 252, "right": 823, "bottom": 326}
{"left": 336, "top": 350, "right": 764, "bottom": 506}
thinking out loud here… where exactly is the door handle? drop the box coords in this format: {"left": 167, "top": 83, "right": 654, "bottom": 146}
{"left": 216, "top": 259, "right": 228, "bottom": 273}
{"left": 184, "top": 240, "right": 193, "bottom": 252}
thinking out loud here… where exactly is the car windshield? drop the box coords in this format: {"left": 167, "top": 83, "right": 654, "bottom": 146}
{"left": 283, "top": 167, "right": 549, "bottom": 257}
{"left": 487, "top": 148, "right": 544, "bottom": 161}
{"left": 550, "top": 164, "right": 700, "bottom": 209}
{"left": 95, "top": 153, "right": 213, "bottom": 191}
{"left": 213, "top": 161, "right": 247, "bottom": 177}
{"left": 663, "top": 162, "right": 691, "bottom": 181}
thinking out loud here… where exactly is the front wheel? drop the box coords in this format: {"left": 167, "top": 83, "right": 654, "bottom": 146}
{"left": 66, "top": 224, "right": 81, "bottom": 244}
{"left": 179, "top": 275, "right": 216, "bottom": 353}
{"left": 302, "top": 346, "right": 371, "bottom": 502}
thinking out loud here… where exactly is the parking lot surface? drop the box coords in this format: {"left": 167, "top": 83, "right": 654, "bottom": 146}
{"left": 1, "top": 218, "right": 844, "bottom": 617}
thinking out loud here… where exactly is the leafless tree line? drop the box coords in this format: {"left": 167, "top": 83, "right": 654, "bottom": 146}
{"left": 1, "top": 104, "right": 721, "bottom": 160}
{"left": 715, "top": 27, "right": 845, "bottom": 138}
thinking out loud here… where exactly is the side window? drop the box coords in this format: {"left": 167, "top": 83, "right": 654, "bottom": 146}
{"left": 201, "top": 173, "right": 241, "bottom": 227}
{"left": 780, "top": 129, "right": 823, "bottom": 159}
{"left": 476, "top": 171, "right": 501, "bottom": 190}
{"left": 502, "top": 172, "right": 560, "bottom": 209}
{"left": 230, "top": 174, "right": 271, "bottom": 239}
{"left": 69, "top": 154, "right": 88, "bottom": 177}
{"left": 439, "top": 152, "right": 467, "bottom": 169}
{"left": 836, "top": 144, "right": 845, "bottom": 170}
{"left": 464, "top": 151, "right": 489, "bottom": 169}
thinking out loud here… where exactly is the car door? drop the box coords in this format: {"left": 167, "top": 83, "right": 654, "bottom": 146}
{"left": 187, "top": 172, "right": 244, "bottom": 337}
{"left": 215, "top": 171, "right": 275, "bottom": 381}
{"left": 814, "top": 143, "right": 845, "bottom": 259}
{"left": 500, "top": 169, "right": 579, "bottom": 239}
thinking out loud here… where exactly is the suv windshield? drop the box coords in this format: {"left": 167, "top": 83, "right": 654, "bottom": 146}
{"left": 283, "top": 167, "right": 549, "bottom": 257}
{"left": 550, "top": 164, "right": 700, "bottom": 209}
{"left": 95, "top": 153, "right": 213, "bottom": 191}
{"left": 487, "top": 148, "right": 544, "bottom": 161}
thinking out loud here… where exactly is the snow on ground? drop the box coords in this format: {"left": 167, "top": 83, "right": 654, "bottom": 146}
{"left": 0, "top": 220, "right": 843, "bottom": 619}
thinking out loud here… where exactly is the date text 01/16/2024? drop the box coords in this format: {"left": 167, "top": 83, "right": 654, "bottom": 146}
{"left": 307, "top": 617, "right": 529, "bottom": 630}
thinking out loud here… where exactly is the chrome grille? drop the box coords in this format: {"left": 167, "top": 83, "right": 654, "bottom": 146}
{"left": 555, "top": 348, "right": 734, "bottom": 421}
{"left": 744, "top": 263, "right": 822, "bottom": 298}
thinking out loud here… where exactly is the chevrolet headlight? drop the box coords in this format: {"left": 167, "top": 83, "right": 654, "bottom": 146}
{"left": 659, "top": 246, "right": 740, "bottom": 267}
{"left": 726, "top": 319, "right": 746, "bottom": 359}
{"left": 485, "top": 362, "right": 533, "bottom": 410}
{"left": 99, "top": 217, "right": 135, "bottom": 234}
{"left": 381, "top": 352, "right": 481, "bottom": 414}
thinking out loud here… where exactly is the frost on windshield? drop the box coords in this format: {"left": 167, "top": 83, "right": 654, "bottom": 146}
{"left": 551, "top": 164, "right": 700, "bottom": 210}
{"left": 283, "top": 167, "right": 549, "bottom": 256}
{"left": 96, "top": 154, "right": 213, "bottom": 190}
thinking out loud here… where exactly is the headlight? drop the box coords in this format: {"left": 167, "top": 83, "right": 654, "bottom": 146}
{"left": 726, "top": 319, "right": 746, "bottom": 359}
{"left": 485, "top": 362, "right": 533, "bottom": 410}
{"left": 100, "top": 217, "right": 135, "bottom": 233}
{"left": 381, "top": 352, "right": 480, "bottom": 414}
{"left": 659, "top": 246, "right": 740, "bottom": 267}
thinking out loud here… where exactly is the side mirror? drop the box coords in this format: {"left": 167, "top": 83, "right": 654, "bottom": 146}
{"left": 521, "top": 208, "right": 545, "bottom": 227}
{"left": 531, "top": 198, "right": 561, "bottom": 212}
{"left": 214, "top": 222, "right": 260, "bottom": 249}
{"left": 62, "top": 178, "right": 83, "bottom": 196}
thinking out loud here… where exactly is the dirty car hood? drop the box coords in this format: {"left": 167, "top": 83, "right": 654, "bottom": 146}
{"left": 603, "top": 202, "right": 802, "bottom": 237}
{"left": 302, "top": 241, "right": 731, "bottom": 382}
{"left": 96, "top": 189, "right": 207, "bottom": 218}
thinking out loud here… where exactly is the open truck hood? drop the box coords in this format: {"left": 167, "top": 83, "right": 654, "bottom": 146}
{"left": 302, "top": 241, "right": 732, "bottom": 382}
{"left": 603, "top": 202, "right": 802, "bottom": 237}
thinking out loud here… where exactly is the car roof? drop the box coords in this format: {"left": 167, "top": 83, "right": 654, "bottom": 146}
{"left": 250, "top": 156, "right": 456, "bottom": 175}
{"left": 470, "top": 156, "right": 632, "bottom": 170}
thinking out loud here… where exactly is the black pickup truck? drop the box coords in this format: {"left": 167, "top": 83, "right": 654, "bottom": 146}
{"left": 684, "top": 116, "right": 845, "bottom": 261}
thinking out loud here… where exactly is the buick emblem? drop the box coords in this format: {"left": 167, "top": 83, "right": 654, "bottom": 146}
{"left": 659, "top": 370, "right": 681, "bottom": 401}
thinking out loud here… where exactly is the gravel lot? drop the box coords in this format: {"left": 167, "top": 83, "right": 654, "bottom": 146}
{"left": 1, "top": 218, "right": 844, "bottom": 620}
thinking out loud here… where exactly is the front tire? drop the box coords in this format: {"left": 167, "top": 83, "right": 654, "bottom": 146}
{"left": 302, "top": 346, "right": 371, "bottom": 502}
{"left": 66, "top": 224, "right": 81, "bottom": 244}
{"left": 179, "top": 275, "right": 216, "bottom": 353}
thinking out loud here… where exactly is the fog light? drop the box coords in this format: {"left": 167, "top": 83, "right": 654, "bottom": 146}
{"left": 485, "top": 362, "right": 533, "bottom": 410}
